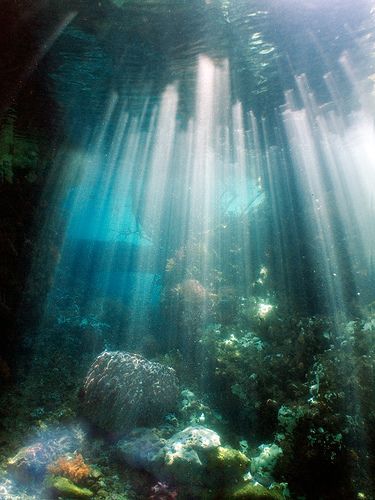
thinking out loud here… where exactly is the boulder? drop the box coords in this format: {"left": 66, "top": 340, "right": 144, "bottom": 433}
{"left": 117, "top": 428, "right": 165, "bottom": 470}
{"left": 118, "top": 425, "right": 221, "bottom": 486}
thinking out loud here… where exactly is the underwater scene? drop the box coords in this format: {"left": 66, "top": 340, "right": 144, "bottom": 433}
{"left": 1, "top": 0, "right": 375, "bottom": 498}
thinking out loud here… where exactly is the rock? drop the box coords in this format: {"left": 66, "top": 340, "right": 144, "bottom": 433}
{"left": 163, "top": 425, "right": 220, "bottom": 455}
{"left": 117, "top": 428, "right": 165, "bottom": 470}
{"left": 116, "top": 425, "right": 253, "bottom": 496}
{"left": 117, "top": 425, "right": 221, "bottom": 482}
{"left": 44, "top": 475, "right": 93, "bottom": 498}
{"left": 7, "top": 443, "right": 53, "bottom": 483}
{"left": 153, "top": 425, "right": 221, "bottom": 485}
{"left": 80, "top": 351, "right": 179, "bottom": 434}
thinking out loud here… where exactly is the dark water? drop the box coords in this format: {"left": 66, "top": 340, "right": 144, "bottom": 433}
{"left": 1, "top": 1, "right": 375, "bottom": 499}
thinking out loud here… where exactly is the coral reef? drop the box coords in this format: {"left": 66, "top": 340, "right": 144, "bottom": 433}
{"left": 197, "top": 311, "right": 375, "bottom": 498}
{"left": 200, "top": 316, "right": 333, "bottom": 437}
{"left": 80, "top": 351, "right": 179, "bottom": 434}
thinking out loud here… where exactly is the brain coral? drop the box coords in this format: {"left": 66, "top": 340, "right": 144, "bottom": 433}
{"left": 80, "top": 351, "right": 179, "bottom": 434}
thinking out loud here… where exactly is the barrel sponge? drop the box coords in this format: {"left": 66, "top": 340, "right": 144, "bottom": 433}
{"left": 80, "top": 351, "right": 179, "bottom": 434}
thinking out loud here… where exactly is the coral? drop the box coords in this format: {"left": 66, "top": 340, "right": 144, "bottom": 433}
{"left": 44, "top": 475, "right": 93, "bottom": 498}
{"left": 178, "top": 388, "right": 222, "bottom": 427}
{"left": 208, "top": 445, "right": 250, "bottom": 481}
{"left": 250, "top": 444, "right": 283, "bottom": 484}
{"left": 200, "top": 315, "right": 336, "bottom": 437}
{"left": 81, "top": 351, "right": 179, "bottom": 434}
{"left": 164, "top": 278, "right": 217, "bottom": 331}
{"left": 48, "top": 453, "right": 91, "bottom": 483}
{"left": 174, "top": 279, "right": 211, "bottom": 303}
{"left": 230, "top": 482, "right": 283, "bottom": 499}
{"left": 7, "top": 426, "right": 83, "bottom": 483}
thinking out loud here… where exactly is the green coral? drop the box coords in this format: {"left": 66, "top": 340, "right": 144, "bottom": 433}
{"left": 44, "top": 475, "right": 93, "bottom": 498}
{"left": 231, "top": 482, "right": 283, "bottom": 499}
